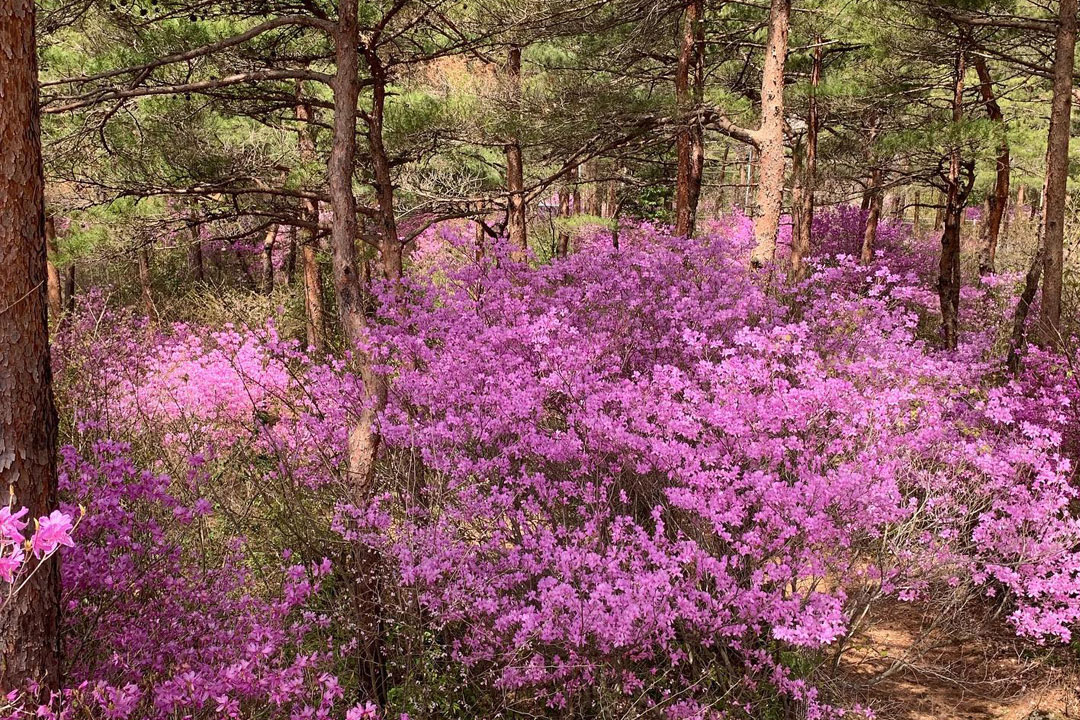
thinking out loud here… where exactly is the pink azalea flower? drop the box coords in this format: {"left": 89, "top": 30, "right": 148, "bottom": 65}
{"left": 31, "top": 511, "right": 75, "bottom": 559}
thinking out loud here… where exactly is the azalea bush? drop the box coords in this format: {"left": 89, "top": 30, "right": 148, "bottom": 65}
{"left": 7, "top": 209, "right": 1079, "bottom": 720}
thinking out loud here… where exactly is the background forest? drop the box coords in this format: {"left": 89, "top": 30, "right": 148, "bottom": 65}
{"left": 3, "top": 0, "right": 1080, "bottom": 718}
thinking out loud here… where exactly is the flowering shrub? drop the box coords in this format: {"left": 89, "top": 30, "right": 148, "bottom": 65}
{"left": 0, "top": 506, "right": 75, "bottom": 589}
{"left": 13, "top": 209, "right": 1080, "bottom": 720}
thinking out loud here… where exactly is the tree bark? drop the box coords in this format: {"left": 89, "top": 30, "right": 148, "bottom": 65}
{"left": 861, "top": 167, "right": 884, "bottom": 264}
{"left": 973, "top": 56, "right": 1010, "bottom": 276}
{"left": 63, "top": 265, "right": 75, "bottom": 314}
{"left": 749, "top": 0, "right": 792, "bottom": 266}
{"left": 137, "top": 244, "right": 155, "bottom": 317}
{"left": 674, "top": 0, "right": 705, "bottom": 237}
{"left": 1007, "top": 243, "right": 1045, "bottom": 373}
{"left": 504, "top": 46, "right": 527, "bottom": 258}
{"left": 0, "top": 0, "right": 62, "bottom": 694}
{"left": 295, "top": 84, "right": 326, "bottom": 353}
{"left": 789, "top": 38, "right": 821, "bottom": 282}
{"left": 1038, "top": 0, "right": 1077, "bottom": 345}
{"left": 938, "top": 39, "right": 971, "bottom": 351}
{"left": 45, "top": 215, "right": 62, "bottom": 320}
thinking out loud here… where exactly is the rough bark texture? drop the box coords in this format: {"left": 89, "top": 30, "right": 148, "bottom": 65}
{"left": 749, "top": 0, "right": 792, "bottom": 266}
{"left": 973, "top": 56, "right": 1010, "bottom": 276}
{"left": 788, "top": 38, "right": 821, "bottom": 283}
{"left": 329, "top": 2, "right": 387, "bottom": 706}
{"left": 860, "top": 168, "right": 884, "bottom": 265}
{"left": 504, "top": 46, "right": 527, "bottom": 258}
{"left": 1038, "top": 0, "right": 1077, "bottom": 345}
{"left": 674, "top": 0, "right": 705, "bottom": 237}
{"left": 45, "top": 216, "right": 61, "bottom": 320}
{"left": 938, "top": 41, "right": 971, "bottom": 351}
{"left": 0, "top": 0, "right": 62, "bottom": 694}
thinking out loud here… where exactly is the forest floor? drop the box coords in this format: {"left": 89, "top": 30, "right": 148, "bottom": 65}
{"left": 837, "top": 600, "right": 1078, "bottom": 719}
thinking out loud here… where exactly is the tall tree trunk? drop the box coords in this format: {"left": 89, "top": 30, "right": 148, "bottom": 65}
{"left": 674, "top": 0, "right": 705, "bottom": 237}
{"left": 973, "top": 56, "right": 1010, "bottom": 276}
{"left": 137, "top": 244, "right": 155, "bottom": 317}
{"left": 295, "top": 84, "right": 326, "bottom": 353}
{"left": 45, "top": 215, "right": 62, "bottom": 320}
{"left": 913, "top": 191, "right": 921, "bottom": 232}
{"left": 789, "top": 37, "right": 821, "bottom": 282}
{"left": 366, "top": 54, "right": 402, "bottom": 284}
{"left": 1038, "top": 0, "right": 1078, "bottom": 345}
{"left": 262, "top": 225, "right": 276, "bottom": 294}
{"left": 749, "top": 0, "right": 792, "bottom": 266}
{"left": 938, "top": 39, "right": 970, "bottom": 351}
{"left": 557, "top": 179, "right": 572, "bottom": 258}
{"left": 861, "top": 167, "right": 884, "bottom": 264}
{"left": 504, "top": 46, "right": 527, "bottom": 258}
{"left": 0, "top": 0, "right": 61, "bottom": 694}
{"left": 330, "top": 2, "right": 387, "bottom": 706}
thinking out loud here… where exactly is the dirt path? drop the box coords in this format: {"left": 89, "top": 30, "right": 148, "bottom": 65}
{"left": 834, "top": 599, "right": 1077, "bottom": 719}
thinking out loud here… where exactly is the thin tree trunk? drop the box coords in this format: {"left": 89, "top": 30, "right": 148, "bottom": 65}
{"left": 861, "top": 168, "right": 884, "bottom": 264}
{"left": 0, "top": 0, "right": 61, "bottom": 694}
{"left": 1038, "top": 0, "right": 1077, "bottom": 345}
{"left": 913, "top": 191, "right": 921, "bottom": 232}
{"left": 63, "top": 265, "right": 75, "bottom": 313}
{"left": 1006, "top": 243, "right": 1045, "bottom": 373}
{"left": 674, "top": 0, "right": 705, "bottom": 237}
{"left": 938, "top": 39, "right": 970, "bottom": 351}
{"left": 749, "top": 0, "right": 792, "bottom": 266}
{"left": 973, "top": 56, "right": 1010, "bottom": 276}
{"left": 137, "top": 244, "right": 155, "bottom": 317}
{"left": 789, "top": 38, "right": 821, "bottom": 282}
{"left": 284, "top": 225, "right": 298, "bottom": 285}
{"left": 45, "top": 215, "right": 61, "bottom": 320}
{"left": 557, "top": 177, "right": 572, "bottom": 258}
{"left": 504, "top": 46, "right": 527, "bottom": 258}
{"left": 188, "top": 220, "right": 205, "bottom": 283}
{"left": 262, "top": 225, "right": 276, "bottom": 294}
{"left": 295, "top": 83, "right": 326, "bottom": 353}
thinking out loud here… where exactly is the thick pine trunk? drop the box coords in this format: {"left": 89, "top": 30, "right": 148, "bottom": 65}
{"left": 749, "top": 0, "right": 792, "bottom": 266}
{"left": 0, "top": 0, "right": 62, "bottom": 694}
{"left": 504, "top": 46, "right": 527, "bottom": 258}
{"left": 1038, "top": 0, "right": 1077, "bottom": 344}
{"left": 674, "top": 0, "right": 705, "bottom": 237}
{"left": 973, "top": 56, "right": 1010, "bottom": 276}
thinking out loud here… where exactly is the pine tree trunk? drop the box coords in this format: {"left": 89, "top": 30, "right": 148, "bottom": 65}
{"left": 973, "top": 56, "right": 1010, "bottom": 276}
{"left": 504, "top": 46, "right": 527, "bottom": 258}
{"left": 295, "top": 84, "right": 326, "bottom": 353}
{"left": 938, "top": 40, "right": 970, "bottom": 351}
{"left": 63, "top": 265, "right": 75, "bottom": 314}
{"left": 674, "top": 0, "right": 705, "bottom": 237}
{"left": 1038, "top": 0, "right": 1077, "bottom": 345}
{"left": 0, "top": 0, "right": 62, "bottom": 694}
{"left": 137, "top": 244, "right": 155, "bottom": 317}
{"left": 788, "top": 38, "right": 821, "bottom": 282}
{"left": 749, "top": 0, "right": 792, "bottom": 266}
{"left": 861, "top": 168, "right": 883, "bottom": 264}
